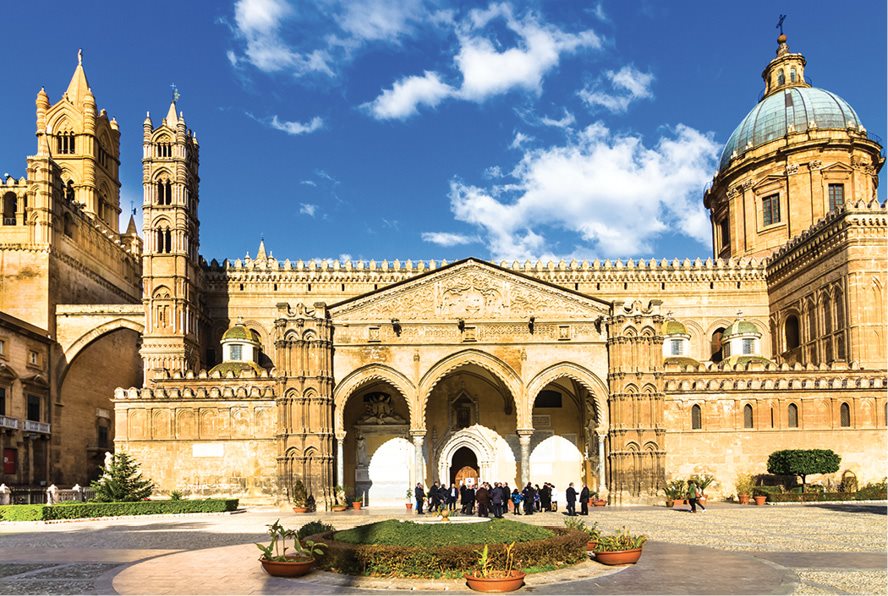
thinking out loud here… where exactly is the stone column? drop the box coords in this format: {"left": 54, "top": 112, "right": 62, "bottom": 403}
{"left": 411, "top": 431, "right": 426, "bottom": 486}
{"left": 335, "top": 434, "right": 345, "bottom": 487}
{"left": 517, "top": 429, "right": 533, "bottom": 486}
{"left": 597, "top": 435, "right": 607, "bottom": 493}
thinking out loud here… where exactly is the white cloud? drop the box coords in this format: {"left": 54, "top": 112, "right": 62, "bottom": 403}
{"left": 299, "top": 203, "right": 318, "bottom": 217}
{"left": 539, "top": 109, "right": 575, "bottom": 129}
{"left": 339, "top": 0, "right": 425, "bottom": 43}
{"left": 300, "top": 179, "right": 317, "bottom": 186}
{"left": 365, "top": 71, "right": 454, "bottom": 120}
{"left": 269, "top": 115, "right": 324, "bottom": 135}
{"left": 510, "top": 131, "right": 532, "bottom": 149}
{"left": 580, "top": 65, "right": 654, "bottom": 113}
{"left": 448, "top": 123, "right": 718, "bottom": 259}
{"left": 484, "top": 165, "right": 504, "bottom": 178}
{"left": 365, "top": 5, "right": 600, "bottom": 120}
{"left": 421, "top": 231, "right": 480, "bottom": 246}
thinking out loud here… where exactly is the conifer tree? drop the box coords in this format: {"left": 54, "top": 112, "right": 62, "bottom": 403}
{"left": 90, "top": 452, "right": 155, "bottom": 502}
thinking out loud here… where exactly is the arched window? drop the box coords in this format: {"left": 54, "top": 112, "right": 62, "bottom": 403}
{"left": 2, "top": 193, "right": 16, "bottom": 225}
{"left": 790, "top": 67, "right": 797, "bottom": 82}
{"left": 155, "top": 226, "right": 172, "bottom": 253}
{"left": 777, "top": 70, "right": 785, "bottom": 86}
{"left": 156, "top": 179, "right": 173, "bottom": 205}
{"left": 57, "top": 131, "right": 76, "bottom": 155}
{"left": 788, "top": 403, "right": 799, "bottom": 428}
{"left": 784, "top": 315, "right": 800, "bottom": 351}
{"left": 743, "top": 404, "right": 754, "bottom": 429}
{"left": 770, "top": 407, "right": 775, "bottom": 428}
{"left": 710, "top": 328, "right": 725, "bottom": 363}
{"left": 823, "top": 294, "right": 833, "bottom": 362}
{"left": 691, "top": 404, "right": 702, "bottom": 430}
{"left": 840, "top": 402, "right": 850, "bottom": 427}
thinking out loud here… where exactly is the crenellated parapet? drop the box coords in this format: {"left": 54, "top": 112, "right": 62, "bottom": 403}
{"left": 114, "top": 381, "right": 276, "bottom": 401}
{"left": 205, "top": 254, "right": 768, "bottom": 285}
{"left": 767, "top": 199, "right": 887, "bottom": 283}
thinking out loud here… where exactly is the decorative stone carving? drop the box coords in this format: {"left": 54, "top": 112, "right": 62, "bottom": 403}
{"left": 809, "top": 160, "right": 822, "bottom": 170}
{"left": 785, "top": 163, "right": 799, "bottom": 175}
{"left": 356, "top": 392, "right": 407, "bottom": 425}
{"left": 330, "top": 260, "right": 608, "bottom": 321}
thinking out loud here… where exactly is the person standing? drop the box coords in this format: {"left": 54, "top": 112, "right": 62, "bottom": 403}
{"left": 459, "top": 484, "right": 468, "bottom": 514}
{"left": 511, "top": 487, "right": 522, "bottom": 515}
{"left": 415, "top": 483, "right": 426, "bottom": 515}
{"left": 534, "top": 484, "right": 542, "bottom": 512}
{"left": 476, "top": 483, "right": 490, "bottom": 517}
{"left": 522, "top": 483, "right": 535, "bottom": 515}
{"left": 449, "top": 484, "right": 458, "bottom": 511}
{"left": 566, "top": 482, "right": 577, "bottom": 516}
{"left": 579, "top": 484, "right": 590, "bottom": 516}
{"left": 688, "top": 480, "right": 706, "bottom": 513}
{"left": 491, "top": 482, "right": 504, "bottom": 518}
{"left": 541, "top": 483, "right": 552, "bottom": 511}
{"left": 502, "top": 483, "right": 511, "bottom": 514}
{"left": 467, "top": 484, "right": 476, "bottom": 514}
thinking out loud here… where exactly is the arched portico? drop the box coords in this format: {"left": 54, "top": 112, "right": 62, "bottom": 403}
{"left": 435, "top": 425, "right": 517, "bottom": 487}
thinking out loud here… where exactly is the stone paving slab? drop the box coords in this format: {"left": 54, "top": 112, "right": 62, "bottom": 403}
{"left": 753, "top": 552, "right": 887, "bottom": 570}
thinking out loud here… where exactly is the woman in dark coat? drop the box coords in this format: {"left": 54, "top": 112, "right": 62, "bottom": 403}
{"left": 521, "top": 483, "right": 535, "bottom": 515}
{"left": 475, "top": 483, "right": 491, "bottom": 517}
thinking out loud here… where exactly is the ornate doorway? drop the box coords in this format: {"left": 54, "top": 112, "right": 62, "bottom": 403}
{"left": 450, "top": 446, "right": 478, "bottom": 486}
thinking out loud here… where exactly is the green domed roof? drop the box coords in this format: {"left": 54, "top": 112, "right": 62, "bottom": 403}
{"left": 723, "top": 319, "right": 760, "bottom": 338}
{"left": 664, "top": 320, "right": 689, "bottom": 336}
{"left": 720, "top": 87, "right": 863, "bottom": 171}
{"left": 208, "top": 361, "right": 263, "bottom": 376}
{"left": 221, "top": 324, "right": 260, "bottom": 343}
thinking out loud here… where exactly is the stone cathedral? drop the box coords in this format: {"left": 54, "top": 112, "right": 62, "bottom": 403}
{"left": 0, "top": 35, "right": 885, "bottom": 506}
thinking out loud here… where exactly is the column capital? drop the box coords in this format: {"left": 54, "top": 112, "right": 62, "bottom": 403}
{"left": 334, "top": 432, "right": 347, "bottom": 442}
{"left": 516, "top": 428, "right": 534, "bottom": 439}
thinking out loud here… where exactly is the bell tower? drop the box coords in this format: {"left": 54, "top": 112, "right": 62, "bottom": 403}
{"left": 140, "top": 94, "right": 202, "bottom": 379}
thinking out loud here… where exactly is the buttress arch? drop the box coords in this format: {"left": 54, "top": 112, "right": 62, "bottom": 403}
{"left": 333, "top": 364, "right": 415, "bottom": 433}
{"left": 418, "top": 349, "right": 524, "bottom": 428}
{"left": 525, "top": 361, "right": 609, "bottom": 433}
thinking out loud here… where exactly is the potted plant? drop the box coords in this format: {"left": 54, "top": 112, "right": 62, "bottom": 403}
{"left": 735, "top": 473, "right": 755, "bottom": 505}
{"left": 564, "top": 517, "right": 601, "bottom": 551}
{"left": 292, "top": 480, "right": 309, "bottom": 513}
{"left": 593, "top": 527, "right": 648, "bottom": 565}
{"left": 591, "top": 491, "right": 607, "bottom": 507}
{"left": 256, "top": 519, "right": 326, "bottom": 577}
{"left": 663, "top": 479, "right": 686, "bottom": 508}
{"left": 465, "top": 542, "right": 526, "bottom": 593}
{"left": 753, "top": 487, "right": 768, "bottom": 506}
{"left": 351, "top": 491, "right": 362, "bottom": 510}
{"left": 331, "top": 486, "right": 348, "bottom": 512}
{"left": 405, "top": 488, "right": 413, "bottom": 511}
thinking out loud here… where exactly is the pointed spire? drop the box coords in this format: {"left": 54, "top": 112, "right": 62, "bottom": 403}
{"left": 65, "top": 49, "right": 91, "bottom": 105}
{"left": 256, "top": 238, "right": 267, "bottom": 261}
{"left": 165, "top": 101, "right": 178, "bottom": 127}
{"left": 125, "top": 214, "right": 139, "bottom": 236}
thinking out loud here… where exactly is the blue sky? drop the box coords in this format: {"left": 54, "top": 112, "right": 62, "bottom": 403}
{"left": 1, "top": 1, "right": 885, "bottom": 262}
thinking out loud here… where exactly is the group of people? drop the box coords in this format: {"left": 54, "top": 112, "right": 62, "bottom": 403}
{"left": 413, "top": 480, "right": 569, "bottom": 517}
{"left": 563, "top": 482, "right": 596, "bottom": 516}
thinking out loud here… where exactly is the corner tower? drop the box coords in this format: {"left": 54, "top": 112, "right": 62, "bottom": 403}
{"left": 705, "top": 32, "right": 884, "bottom": 259}
{"left": 140, "top": 97, "right": 202, "bottom": 378}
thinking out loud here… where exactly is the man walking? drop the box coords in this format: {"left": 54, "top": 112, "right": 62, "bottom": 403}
{"left": 415, "top": 482, "right": 426, "bottom": 515}
{"left": 566, "top": 482, "right": 577, "bottom": 516}
{"left": 579, "top": 484, "right": 590, "bottom": 516}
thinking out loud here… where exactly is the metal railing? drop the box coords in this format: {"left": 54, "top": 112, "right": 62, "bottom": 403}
{"left": 0, "top": 415, "right": 19, "bottom": 430}
{"left": 2, "top": 217, "right": 15, "bottom": 226}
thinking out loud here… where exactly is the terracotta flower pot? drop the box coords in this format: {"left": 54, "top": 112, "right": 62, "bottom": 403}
{"left": 665, "top": 499, "right": 674, "bottom": 508}
{"left": 592, "top": 499, "right": 607, "bottom": 507}
{"left": 292, "top": 506, "right": 309, "bottom": 514}
{"left": 331, "top": 505, "right": 348, "bottom": 512}
{"left": 352, "top": 501, "right": 362, "bottom": 510}
{"left": 738, "top": 494, "right": 750, "bottom": 505}
{"left": 754, "top": 495, "right": 767, "bottom": 506}
{"left": 465, "top": 570, "right": 526, "bottom": 592}
{"left": 259, "top": 557, "right": 315, "bottom": 577}
{"left": 586, "top": 540, "right": 599, "bottom": 551}
{"left": 406, "top": 503, "right": 413, "bottom": 511}
{"left": 593, "top": 547, "right": 644, "bottom": 565}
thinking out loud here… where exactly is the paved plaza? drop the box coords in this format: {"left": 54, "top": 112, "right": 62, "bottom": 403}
{"left": 0, "top": 502, "right": 884, "bottom": 595}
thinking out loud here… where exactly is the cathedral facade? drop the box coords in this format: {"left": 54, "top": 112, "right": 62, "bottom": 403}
{"left": 1, "top": 35, "right": 885, "bottom": 505}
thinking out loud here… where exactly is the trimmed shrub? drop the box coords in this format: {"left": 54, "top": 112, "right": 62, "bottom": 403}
{"left": 0, "top": 499, "right": 238, "bottom": 521}
{"left": 332, "top": 518, "right": 552, "bottom": 547}
{"left": 0, "top": 504, "right": 44, "bottom": 521}
{"left": 296, "top": 519, "right": 336, "bottom": 540}
{"left": 310, "top": 525, "right": 587, "bottom": 578}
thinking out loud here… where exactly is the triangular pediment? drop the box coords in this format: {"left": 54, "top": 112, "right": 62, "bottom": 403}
{"left": 329, "top": 258, "right": 610, "bottom": 322}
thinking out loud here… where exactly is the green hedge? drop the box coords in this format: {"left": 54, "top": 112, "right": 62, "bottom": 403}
{"left": 765, "top": 490, "right": 887, "bottom": 502}
{"left": 0, "top": 499, "right": 239, "bottom": 521}
{"left": 332, "top": 518, "right": 552, "bottom": 547}
{"left": 310, "top": 525, "right": 587, "bottom": 578}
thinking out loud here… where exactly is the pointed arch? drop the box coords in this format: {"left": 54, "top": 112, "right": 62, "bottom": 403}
{"left": 419, "top": 349, "right": 523, "bottom": 427}
{"left": 525, "top": 361, "right": 609, "bottom": 432}
{"left": 333, "top": 364, "right": 415, "bottom": 431}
